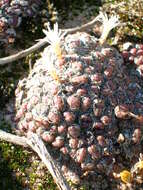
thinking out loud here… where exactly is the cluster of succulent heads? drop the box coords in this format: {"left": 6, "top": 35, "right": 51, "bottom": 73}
{"left": 0, "top": 0, "right": 41, "bottom": 44}
{"left": 15, "top": 12, "right": 143, "bottom": 189}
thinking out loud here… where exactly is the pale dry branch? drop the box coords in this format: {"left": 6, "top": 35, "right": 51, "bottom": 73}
{"left": 0, "top": 129, "right": 71, "bottom": 190}
{"left": 27, "top": 133, "right": 71, "bottom": 190}
{"left": 0, "top": 16, "right": 100, "bottom": 66}
{"left": 61, "top": 16, "right": 100, "bottom": 34}
{"left": 0, "top": 129, "right": 28, "bottom": 147}
{"left": 0, "top": 38, "right": 47, "bottom": 66}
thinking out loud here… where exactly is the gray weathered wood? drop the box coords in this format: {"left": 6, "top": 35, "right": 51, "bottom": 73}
{"left": 0, "top": 129, "right": 28, "bottom": 147}
{"left": 0, "top": 130, "right": 71, "bottom": 190}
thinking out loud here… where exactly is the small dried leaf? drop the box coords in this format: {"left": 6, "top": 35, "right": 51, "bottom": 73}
{"left": 120, "top": 170, "right": 132, "bottom": 184}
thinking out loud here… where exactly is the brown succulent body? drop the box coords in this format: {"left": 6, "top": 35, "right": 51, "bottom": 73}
{"left": 15, "top": 32, "right": 143, "bottom": 188}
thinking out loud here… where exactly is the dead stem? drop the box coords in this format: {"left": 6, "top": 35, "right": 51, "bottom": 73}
{"left": 0, "top": 130, "right": 71, "bottom": 190}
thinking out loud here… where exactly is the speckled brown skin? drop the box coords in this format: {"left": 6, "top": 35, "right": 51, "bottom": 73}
{"left": 15, "top": 32, "right": 143, "bottom": 189}
{"left": 122, "top": 43, "right": 143, "bottom": 78}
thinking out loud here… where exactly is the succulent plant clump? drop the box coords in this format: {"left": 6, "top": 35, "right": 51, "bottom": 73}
{"left": 0, "top": 0, "right": 41, "bottom": 44}
{"left": 121, "top": 42, "right": 143, "bottom": 78}
{"left": 15, "top": 22, "right": 143, "bottom": 189}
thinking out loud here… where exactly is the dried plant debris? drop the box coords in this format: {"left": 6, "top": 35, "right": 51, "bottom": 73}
{"left": 56, "top": 0, "right": 100, "bottom": 29}
{"left": 14, "top": 22, "right": 143, "bottom": 189}
{"left": 102, "top": 0, "right": 143, "bottom": 42}
{"left": 113, "top": 154, "right": 143, "bottom": 190}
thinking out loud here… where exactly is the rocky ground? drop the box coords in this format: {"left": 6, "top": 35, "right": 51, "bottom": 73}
{"left": 0, "top": 0, "right": 143, "bottom": 189}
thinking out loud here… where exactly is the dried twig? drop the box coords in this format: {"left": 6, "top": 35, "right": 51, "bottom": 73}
{"left": 0, "top": 39, "right": 47, "bottom": 66}
{"left": 0, "top": 129, "right": 71, "bottom": 190}
{"left": 27, "top": 133, "right": 71, "bottom": 190}
{"left": 0, "top": 129, "right": 28, "bottom": 147}
{"left": 0, "top": 16, "right": 100, "bottom": 66}
{"left": 61, "top": 16, "right": 100, "bottom": 34}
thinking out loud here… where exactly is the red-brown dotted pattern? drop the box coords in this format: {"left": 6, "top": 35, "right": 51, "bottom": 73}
{"left": 15, "top": 33, "right": 143, "bottom": 189}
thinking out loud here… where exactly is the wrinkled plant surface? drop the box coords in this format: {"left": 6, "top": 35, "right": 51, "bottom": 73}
{"left": 1, "top": 0, "right": 143, "bottom": 190}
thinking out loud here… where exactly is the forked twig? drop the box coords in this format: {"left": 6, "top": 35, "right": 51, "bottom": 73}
{"left": 0, "top": 130, "right": 71, "bottom": 190}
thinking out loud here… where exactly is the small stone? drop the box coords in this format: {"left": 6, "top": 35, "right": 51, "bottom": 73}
{"left": 97, "top": 135, "right": 106, "bottom": 147}
{"left": 68, "top": 125, "right": 80, "bottom": 138}
{"left": 76, "top": 148, "right": 87, "bottom": 163}
{"left": 48, "top": 111, "right": 61, "bottom": 124}
{"left": 42, "top": 131, "right": 55, "bottom": 143}
{"left": 67, "top": 95, "right": 80, "bottom": 110}
{"left": 132, "top": 128, "right": 141, "bottom": 144}
{"left": 114, "top": 105, "right": 129, "bottom": 119}
{"left": 100, "top": 115, "right": 111, "bottom": 125}
{"left": 71, "top": 75, "right": 89, "bottom": 85}
{"left": 52, "top": 136, "right": 64, "bottom": 148}
{"left": 63, "top": 112, "right": 75, "bottom": 123}
{"left": 117, "top": 133, "right": 125, "bottom": 143}
{"left": 123, "top": 42, "right": 133, "bottom": 50}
